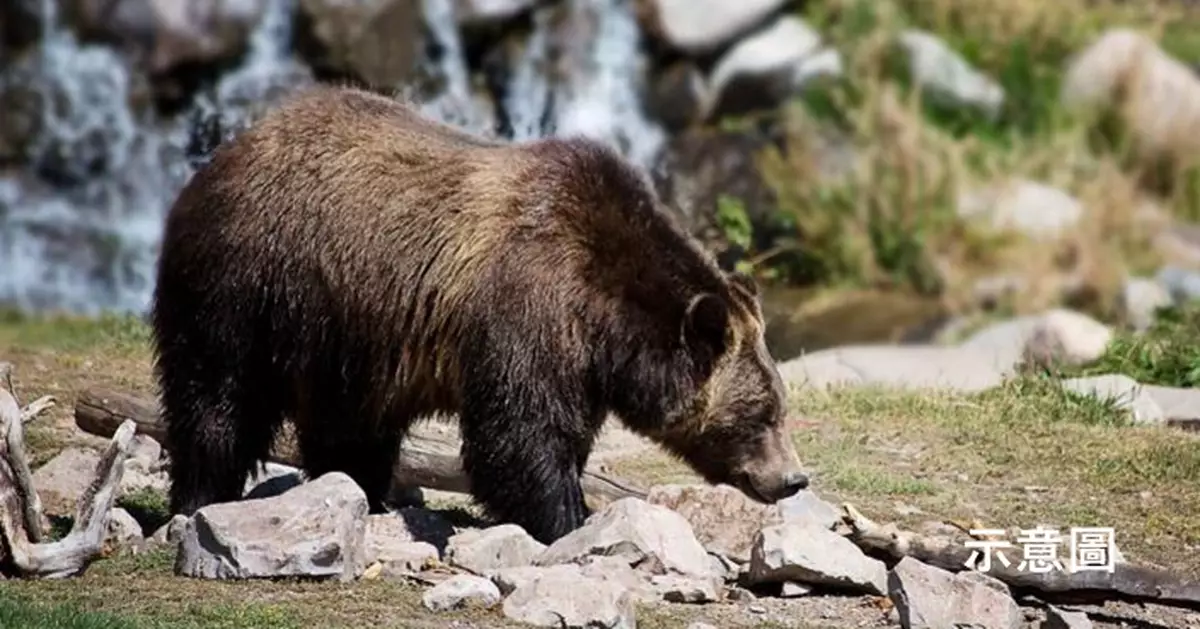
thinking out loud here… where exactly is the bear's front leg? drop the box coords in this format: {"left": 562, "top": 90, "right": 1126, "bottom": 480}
{"left": 459, "top": 375, "right": 593, "bottom": 545}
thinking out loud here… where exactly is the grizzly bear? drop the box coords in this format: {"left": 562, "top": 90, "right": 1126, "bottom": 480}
{"left": 151, "top": 84, "right": 809, "bottom": 544}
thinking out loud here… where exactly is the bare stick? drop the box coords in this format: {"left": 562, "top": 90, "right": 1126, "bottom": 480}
{"left": 840, "top": 503, "right": 1200, "bottom": 612}
{"left": 74, "top": 386, "right": 648, "bottom": 505}
{"left": 1, "top": 365, "right": 137, "bottom": 579}
{"left": 21, "top": 396, "right": 56, "bottom": 424}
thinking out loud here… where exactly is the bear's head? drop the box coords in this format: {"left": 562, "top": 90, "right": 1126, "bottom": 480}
{"left": 652, "top": 270, "right": 810, "bottom": 505}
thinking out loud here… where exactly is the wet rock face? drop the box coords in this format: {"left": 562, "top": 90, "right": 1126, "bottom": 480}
{"left": 293, "top": 0, "right": 428, "bottom": 88}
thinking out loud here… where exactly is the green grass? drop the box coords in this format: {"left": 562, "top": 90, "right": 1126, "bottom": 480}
{"left": 1058, "top": 301, "right": 1200, "bottom": 387}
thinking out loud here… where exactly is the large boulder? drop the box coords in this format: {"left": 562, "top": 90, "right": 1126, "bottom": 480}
{"left": 295, "top": 0, "right": 427, "bottom": 88}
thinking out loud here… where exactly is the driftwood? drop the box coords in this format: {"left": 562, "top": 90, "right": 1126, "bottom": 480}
{"left": 839, "top": 503, "right": 1200, "bottom": 613}
{"left": 1, "top": 363, "right": 136, "bottom": 579}
{"left": 74, "top": 386, "right": 648, "bottom": 506}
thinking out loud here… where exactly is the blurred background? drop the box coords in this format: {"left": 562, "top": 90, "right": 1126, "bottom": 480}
{"left": 3, "top": 0, "right": 1200, "bottom": 361}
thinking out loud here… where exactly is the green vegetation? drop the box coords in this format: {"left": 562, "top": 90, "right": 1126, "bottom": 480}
{"left": 118, "top": 487, "right": 173, "bottom": 535}
{"left": 1060, "top": 300, "right": 1200, "bottom": 387}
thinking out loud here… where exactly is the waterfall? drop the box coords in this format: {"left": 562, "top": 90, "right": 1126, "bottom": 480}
{"left": 0, "top": 0, "right": 669, "bottom": 315}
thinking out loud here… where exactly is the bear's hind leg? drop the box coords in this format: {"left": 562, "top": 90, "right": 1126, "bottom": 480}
{"left": 459, "top": 369, "right": 594, "bottom": 545}
{"left": 160, "top": 367, "right": 283, "bottom": 516}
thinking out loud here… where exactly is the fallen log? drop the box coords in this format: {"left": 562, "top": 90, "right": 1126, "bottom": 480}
{"left": 74, "top": 386, "right": 648, "bottom": 506}
{"left": 1, "top": 363, "right": 136, "bottom": 579}
{"left": 839, "top": 503, "right": 1200, "bottom": 613}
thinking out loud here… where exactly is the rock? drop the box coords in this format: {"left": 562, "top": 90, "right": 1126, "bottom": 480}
{"left": 646, "top": 483, "right": 776, "bottom": 562}
{"left": 32, "top": 447, "right": 103, "bottom": 517}
{"left": 780, "top": 581, "right": 812, "bottom": 597}
{"left": 687, "top": 623, "right": 719, "bottom": 629}
{"left": 364, "top": 520, "right": 439, "bottom": 578}
{"left": 888, "top": 556, "right": 1021, "bottom": 629}
{"left": 295, "top": 0, "right": 427, "bottom": 88}
{"left": 148, "top": 513, "right": 189, "bottom": 547}
{"left": 1119, "top": 277, "right": 1172, "bottom": 332}
{"left": 702, "top": 15, "right": 840, "bottom": 120}
{"left": 1062, "top": 29, "right": 1200, "bottom": 174}
{"left": 957, "top": 179, "right": 1084, "bottom": 240}
{"left": 105, "top": 507, "right": 145, "bottom": 554}
{"left": 1157, "top": 265, "right": 1200, "bottom": 304}
{"left": 897, "top": 29, "right": 1004, "bottom": 118}
{"left": 490, "top": 558, "right": 646, "bottom": 599}
{"left": 445, "top": 524, "right": 546, "bottom": 573}
{"left": 367, "top": 508, "right": 456, "bottom": 551}
{"left": 421, "top": 574, "right": 502, "bottom": 612}
{"left": 649, "top": 574, "right": 721, "bottom": 603}
{"left": 637, "top": 0, "right": 790, "bottom": 54}
{"left": 501, "top": 565, "right": 637, "bottom": 628}
{"left": 455, "top": 0, "right": 539, "bottom": 26}
{"left": 119, "top": 462, "right": 170, "bottom": 499}
{"left": 960, "top": 309, "right": 1112, "bottom": 371}
{"left": 176, "top": 472, "right": 368, "bottom": 581}
{"left": 746, "top": 523, "right": 889, "bottom": 595}
{"left": 653, "top": 123, "right": 787, "bottom": 239}
{"left": 128, "top": 435, "right": 163, "bottom": 467}
{"left": 1061, "top": 375, "right": 1164, "bottom": 425}
{"left": 779, "top": 345, "right": 1013, "bottom": 393}
{"left": 777, "top": 489, "right": 843, "bottom": 531}
{"left": 646, "top": 61, "right": 707, "bottom": 133}
{"left": 62, "top": 0, "right": 268, "bottom": 77}
{"left": 1045, "top": 605, "right": 1094, "bottom": 629}
{"left": 1142, "top": 384, "right": 1200, "bottom": 422}
{"left": 535, "top": 497, "right": 717, "bottom": 579}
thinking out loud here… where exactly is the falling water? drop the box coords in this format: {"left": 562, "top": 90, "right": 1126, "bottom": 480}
{"left": 1, "top": 0, "right": 669, "bottom": 315}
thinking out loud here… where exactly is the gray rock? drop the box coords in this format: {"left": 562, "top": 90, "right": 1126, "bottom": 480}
{"left": 364, "top": 531, "right": 438, "bottom": 578}
{"left": 364, "top": 508, "right": 455, "bottom": 552}
{"left": 638, "top": 0, "right": 790, "bottom": 54}
{"left": 1157, "top": 265, "right": 1200, "bottom": 303}
{"left": 1142, "top": 384, "right": 1200, "bottom": 422}
{"left": 957, "top": 179, "right": 1084, "bottom": 240}
{"left": 777, "top": 489, "right": 843, "bottom": 531}
{"left": 645, "top": 483, "right": 777, "bottom": 562}
{"left": 1044, "top": 605, "right": 1094, "bottom": 629}
{"left": 501, "top": 565, "right": 637, "bottom": 629}
{"left": 536, "top": 497, "right": 717, "bottom": 579}
{"left": 779, "top": 345, "right": 1013, "bottom": 393}
{"left": 897, "top": 29, "right": 1005, "bottom": 118}
{"left": 445, "top": 523, "right": 546, "bottom": 573}
{"left": 32, "top": 447, "right": 102, "bottom": 517}
{"left": 421, "top": 574, "right": 501, "bottom": 612}
{"left": 1120, "top": 277, "right": 1173, "bottom": 332}
{"left": 888, "top": 556, "right": 1021, "bottom": 629}
{"left": 780, "top": 581, "right": 813, "bottom": 597}
{"left": 176, "top": 472, "right": 368, "bottom": 581}
{"left": 746, "top": 523, "right": 888, "bottom": 595}
{"left": 1061, "top": 375, "right": 1164, "bottom": 424}
{"left": 105, "top": 507, "right": 144, "bottom": 553}
{"left": 702, "top": 15, "right": 840, "bottom": 120}
{"left": 960, "top": 309, "right": 1112, "bottom": 370}
{"left": 649, "top": 574, "right": 721, "bottom": 603}
{"left": 148, "top": 513, "right": 189, "bottom": 548}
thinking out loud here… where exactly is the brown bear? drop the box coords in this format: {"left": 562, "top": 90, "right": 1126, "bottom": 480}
{"left": 151, "top": 84, "right": 809, "bottom": 544}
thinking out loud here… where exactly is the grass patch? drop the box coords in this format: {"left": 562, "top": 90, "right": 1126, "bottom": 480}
{"left": 610, "top": 375, "right": 1200, "bottom": 577}
{"left": 118, "top": 487, "right": 173, "bottom": 535}
{"left": 1059, "top": 300, "right": 1200, "bottom": 387}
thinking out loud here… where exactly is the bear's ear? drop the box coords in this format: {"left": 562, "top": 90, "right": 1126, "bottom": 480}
{"left": 728, "top": 270, "right": 759, "bottom": 298}
{"left": 682, "top": 293, "right": 730, "bottom": 357}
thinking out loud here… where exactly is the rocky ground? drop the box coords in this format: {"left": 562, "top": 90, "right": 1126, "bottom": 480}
{"left": 4, "top": 303, "right": 1200, "bottom": 628}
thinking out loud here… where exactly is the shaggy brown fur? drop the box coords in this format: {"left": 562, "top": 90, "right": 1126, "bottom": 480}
{"left": 151, "top": 84, "right": 807, "bottom": 544}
